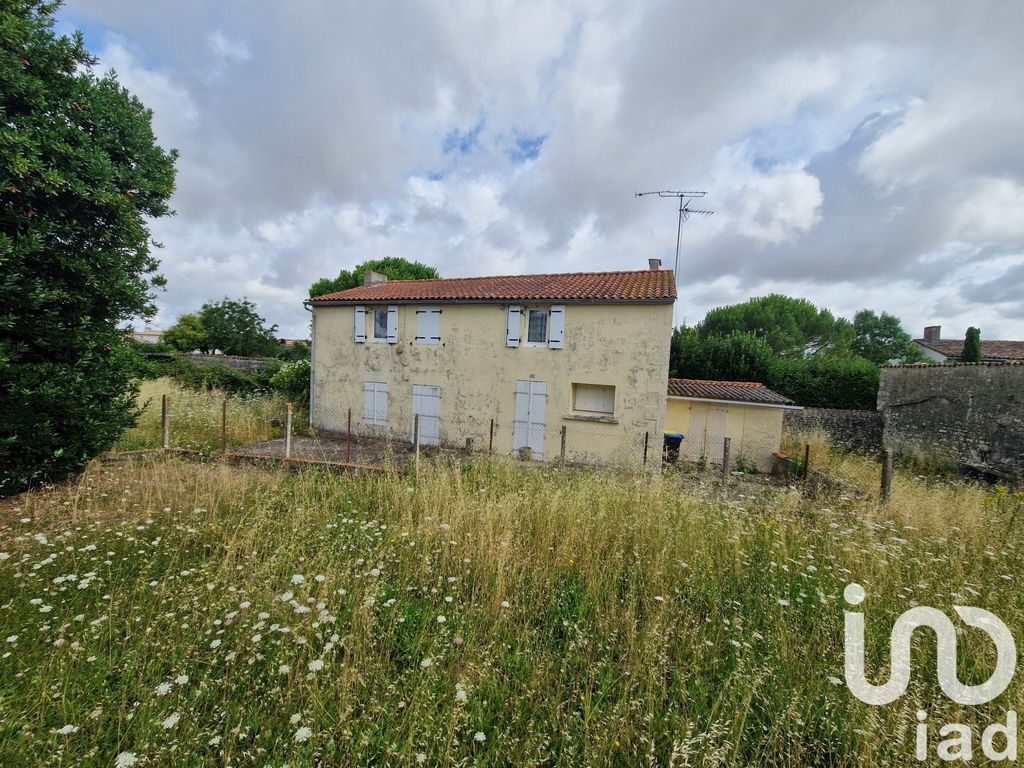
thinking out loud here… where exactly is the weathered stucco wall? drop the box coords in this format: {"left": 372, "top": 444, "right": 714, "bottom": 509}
{"left": 878, "top": 363, "right": 1024, "bottom": 479}
{"left": 664, "top": 398, "right": 785, "bottom": 471}
{"left": 782, "top": 407, "right": 882, "bottom": 451}
{"left": 311, "top": 301, "right": 672, "bottom": 465}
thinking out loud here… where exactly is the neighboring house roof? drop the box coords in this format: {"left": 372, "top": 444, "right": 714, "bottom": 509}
{"left": 308, "top": 269, "right": 677, "bottom": 304}
{"left": 667, "top": 378, "right": 795, "bottom": 406}
{"left": 913, "top": 338, "right": 1024, "bottom": 361}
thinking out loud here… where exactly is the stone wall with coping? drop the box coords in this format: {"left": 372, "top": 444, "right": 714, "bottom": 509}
{"left": 878, "top": 362, "right": 1024, "bottom": 480}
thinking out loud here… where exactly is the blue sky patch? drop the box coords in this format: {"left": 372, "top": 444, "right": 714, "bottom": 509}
{"left": 442, "top": 118, "right": 485, "bottom": 155}
{"left": 509, "top": 133, "right": 547, "bottom": 163}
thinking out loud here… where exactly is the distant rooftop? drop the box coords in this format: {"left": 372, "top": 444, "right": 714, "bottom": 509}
{"left": 308, "top": 268, "right": 677, "bottom": 304}
{"left": 913, "top": 338, "right": 1024, "bottom": 362}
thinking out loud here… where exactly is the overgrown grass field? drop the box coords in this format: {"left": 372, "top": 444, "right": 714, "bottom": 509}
{"left": 115, "top": 378, "right": 296, "bottom": 453}
{"left": 3, "top": 411, "right": 1023, "bottom": 766}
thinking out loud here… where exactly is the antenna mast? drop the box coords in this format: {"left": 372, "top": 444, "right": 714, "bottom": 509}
{"left": 635, "top": 190, "right": 713, "bottom": 279}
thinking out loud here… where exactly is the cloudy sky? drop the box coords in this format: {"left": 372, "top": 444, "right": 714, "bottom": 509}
{"left": 59, "top": 0, "right": 1024, "bottom": 340}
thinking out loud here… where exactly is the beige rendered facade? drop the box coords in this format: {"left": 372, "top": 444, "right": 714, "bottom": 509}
{"left": 309, "top": 294, "right": 673, "bottom": 466}
{"left": 664, "top": 397, "right": 788, "bottom": 471}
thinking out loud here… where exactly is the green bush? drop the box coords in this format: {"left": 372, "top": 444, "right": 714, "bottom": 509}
{"left": 671, "top": 328, "right": 881, "bottom": 410}
{"left": 169, "top": 358, "right": 279, "bottom": 396}
{"left": 270, "top": 359, "right": 311, "bottom": 403}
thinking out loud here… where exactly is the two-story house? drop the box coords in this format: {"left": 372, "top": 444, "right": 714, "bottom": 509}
{"left": 305, "top": 261, "right": 675, "bottom": 465}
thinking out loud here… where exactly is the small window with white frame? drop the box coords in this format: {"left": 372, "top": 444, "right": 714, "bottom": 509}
{"left": 372, "top": 308, "right": 389, "bottom": 341}
{"left": 526, "top": 308, "right": 549, "bottom": 345}
{"left": 572, "top": 383, "right": 615, "bottom": 415}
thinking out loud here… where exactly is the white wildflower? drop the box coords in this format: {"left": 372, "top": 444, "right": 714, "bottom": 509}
{"left": 291, "top": 574, "right": 305, "bottom": 585}
{"left": 114, "top": 752, "right": 138, "bottom": 768}
{"left": 474, "top": 731, "right": 486, "bottom": 742}
{"left": 293, "top": 726, "right": 312, "bottom": 743}
{"left": 155, "top": 682, "right": 172, "bottom": 696}
{"left": 307, "top": 659, "right": 324, "bottom": 672}
{"left": 161, "top": 712, "right": 180, "bottom": 729}
{"left": 174, "top": 674, "right": 188, "bottom": 685}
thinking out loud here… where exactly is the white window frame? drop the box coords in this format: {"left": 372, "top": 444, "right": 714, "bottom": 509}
{"left": 370, "top": 306, "right": 399, "bottom": 344}
{"left": 415, "top": 306, "right": 442, "bottom": 344}
{"left": 372, "top": 307, "right": 389, "bottom": 342}
{"left": 572, "top": 383, "right": 615, "bottom": 415}
{"left": 525, "top": 308, "right": 550, "bottom": 347}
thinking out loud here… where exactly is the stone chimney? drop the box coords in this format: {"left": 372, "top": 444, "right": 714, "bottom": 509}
{"left": 923, "top": 325, "right": 941, "bottom": 343}
{"left": 648, "top": 258, "right": 662, "bottom": 270}
{"left": 363, "top": 270, "right": 388, "bottom": 286}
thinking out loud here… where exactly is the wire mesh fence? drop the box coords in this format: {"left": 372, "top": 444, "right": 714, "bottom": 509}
{"left": 115, "top": 389, "right": 657, "bottom": 472}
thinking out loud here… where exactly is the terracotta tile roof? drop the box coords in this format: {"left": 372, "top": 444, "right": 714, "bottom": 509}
{"left": 667, "top": 378, "right": 795, "bottom": 406}
{"left": 308, "top": 269, "right": 677, "bottom": 304}
{"left": 913, "top": 339, "right": 1024, "bottom": 361}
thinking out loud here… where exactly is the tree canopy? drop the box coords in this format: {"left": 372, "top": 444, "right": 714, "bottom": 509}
{"left": 698, "top": 294, "right": 852, "bottom": 357}
{"left": 0, "top": 0, "right": 177, "bottom": 494}
{"left": 309, "top": 257, "right": 439, "bottom": 297}
{"left": 850, "top": 309, "right": 923, "bottom": 364}
{"left": 671, "top": 296, "right": 923, "bottom": 410}
{"left": 164, "top": 299, "right": 279, "bottom": 357}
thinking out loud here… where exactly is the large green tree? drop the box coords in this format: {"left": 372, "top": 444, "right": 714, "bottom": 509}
{"left": 309, "top": 256, "right": 439, "bottom": 297}
{"left": 162, "top": 312, "right": 209, "bottom": 353}
{"left": 0, "top": 1, "right": 177, "bottom": 494}
{"left": 197, "top": 298, "right": 279, "bottom": 357}
{"left": 850, "top": 309, "right": 923, "bottom": 364}
{"left": 698, "top": 294, "right": 852, "bottom": 357}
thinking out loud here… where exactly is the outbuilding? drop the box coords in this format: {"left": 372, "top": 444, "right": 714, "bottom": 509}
{"left": 664, "top": 379, "right": 799, "bottom": 471}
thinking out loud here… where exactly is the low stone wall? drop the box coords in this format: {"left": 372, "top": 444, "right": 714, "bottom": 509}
{"left": 783, "top": 407, "right": 882, "bottom": 451}
{"left": 186, "top": 354, "right": 270, "bottom": 371}
{"left": 878, "top": 362, "right": 1024, "bottom": 480}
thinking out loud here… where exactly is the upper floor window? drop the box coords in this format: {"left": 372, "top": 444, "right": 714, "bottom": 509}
{"left": 526, "top": 309, "right": 549, "bottom": 345}
{"left": 354, "top": 305, "right": 398, "bottom": 344}
{"left": 373, "top": 308, "right": 389, "bottom": 341}
{"left": 506, "top": 304, "right": 565, "bottom": 349}
{"left": 415, "top": 306, "right": 441, "bottom": 344}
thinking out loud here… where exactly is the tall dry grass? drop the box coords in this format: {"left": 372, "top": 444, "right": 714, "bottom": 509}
{"left": 2, "top": 447, "right": 1022, "bottom": 766}
{"left": 116, "top": 378, "right": 293, "bottom": 452}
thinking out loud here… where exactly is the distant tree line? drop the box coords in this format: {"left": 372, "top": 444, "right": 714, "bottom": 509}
{"left": 670, "top": 295, "right": 926, "bottom": 410}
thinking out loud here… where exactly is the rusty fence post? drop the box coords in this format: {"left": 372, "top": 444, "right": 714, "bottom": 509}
{"left": 642, "top": 431, "right": 650, "bottom": 466}
{"left": 489, "top": 418, "right": 495, "bottom": 455}
{"left": 560, "top": 425, "right": 567, "bottom": 463}
{"left": 161, "top": 394, "right": 170, "bottom": 450}
{"left": 722, "top": 437, "right": 732, "bottom": 481}
{"left": 880, "top": 448, "right": 893, "bottom": 504}
{"left": 346, "top": 408, "right": 352, "bottom": 464}
{"left": 284, "top": 403, "right": 293, "bottom": 460}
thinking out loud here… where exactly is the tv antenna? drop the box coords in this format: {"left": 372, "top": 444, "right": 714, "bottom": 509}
{"left": 635, "top": 190, "right": 713, "bottom": 278}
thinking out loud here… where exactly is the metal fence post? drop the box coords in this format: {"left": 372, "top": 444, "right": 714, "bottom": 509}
{"left": 284, "top": 403, "right": 293, "bottom": 460}
{"left": 722, "top": 437, "right": 732, "bottom": 480}
{"left": 803, "top": 444, "right": 811, "bottom": 480}
{"left": 220, "top": 398, "right": 228, "bottom": 453}
{"left": 489, "top": 418, "right": 494, "bottom": 455}
{"left": 560, "top": 425, "right": 567, "bottom": 462}
{"left": 413, "top": 413, "right": 420, "bottom": 476}
{"left": 642, "top": 431, "right": 649, "bottom": 466}
{"left": 346, "top": 408, "right": 352, "bottom": 464}
{"left": 161, "top": 394, "right": 170, "bottom": 450}
{"left": 880, "top": 448, "right": 893, "bottom": 504}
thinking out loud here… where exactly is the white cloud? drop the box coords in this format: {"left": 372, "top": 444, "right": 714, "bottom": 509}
{"left": 59, "top": 0, "right": 1024, "bottom": 338}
